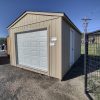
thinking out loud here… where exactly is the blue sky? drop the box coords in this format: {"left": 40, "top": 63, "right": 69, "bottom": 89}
{"left": 0, "top": 0, "right": 100, "bottom": 37}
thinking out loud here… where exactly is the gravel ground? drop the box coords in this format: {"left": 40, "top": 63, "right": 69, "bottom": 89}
{"left": 0, "top": 50, "right": 7, "bottom": 57}
{"left": 0, "top": 63, "right": 89, "bottom": 100}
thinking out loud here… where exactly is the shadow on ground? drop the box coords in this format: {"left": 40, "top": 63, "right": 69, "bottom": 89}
{"left": 63, "top": 55, "right": 84, "bottom": 81}
{"left": 62, "top": 54, "right": 100, "bottom": 100}
{"left": 0, "top": 56, "right": 10, "bottom": 65}
{"left": 63, "top": 54, "right": 100, "bottom": 81}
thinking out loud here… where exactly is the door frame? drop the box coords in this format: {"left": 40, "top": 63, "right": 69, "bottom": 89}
{"left": 14, "top": 26, "right": 50, "bottom": 76}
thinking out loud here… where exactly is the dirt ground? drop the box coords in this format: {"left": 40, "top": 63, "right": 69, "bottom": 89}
{"left": 0, "top": 63, "right": 89, "bottom": 100}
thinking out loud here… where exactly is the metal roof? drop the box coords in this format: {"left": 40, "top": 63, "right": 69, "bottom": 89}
{"left": 88, "top": 30, "right": 100, "bottom": 35}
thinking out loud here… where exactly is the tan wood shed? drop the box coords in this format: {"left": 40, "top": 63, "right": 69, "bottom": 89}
{"left": 7, "top": 11, "right": 81, "bottom": 79}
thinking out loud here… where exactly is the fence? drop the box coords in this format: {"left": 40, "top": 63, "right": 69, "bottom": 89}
{"left": 85, "top": 34, "right": 100, "bottom": 100}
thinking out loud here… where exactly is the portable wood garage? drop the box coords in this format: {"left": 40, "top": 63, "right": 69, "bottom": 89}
{"left": 7, "top": 11, "right": 81, "bottom": 79}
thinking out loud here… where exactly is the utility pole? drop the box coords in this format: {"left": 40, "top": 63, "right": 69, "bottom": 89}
{"left": 81, "top": 17, "right": 91, "bottom": 92}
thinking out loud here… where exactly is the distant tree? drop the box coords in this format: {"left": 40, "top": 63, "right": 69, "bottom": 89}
{"left": 0, "top": 38, "right": 6, "bottom": 45}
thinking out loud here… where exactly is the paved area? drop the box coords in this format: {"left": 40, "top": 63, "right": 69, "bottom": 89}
{"left": 0, "top": 56, "right": 89, "bottom": 100}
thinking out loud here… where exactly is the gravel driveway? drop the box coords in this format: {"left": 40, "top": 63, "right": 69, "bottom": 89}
{"left": 0, "top": 50, "right": 7, "bottom": 57}
{"left": 0, "top": 55, "right": 89, "bottom": 100}
{"left": 0, "top": 63, "right": 89, "bottom": 100}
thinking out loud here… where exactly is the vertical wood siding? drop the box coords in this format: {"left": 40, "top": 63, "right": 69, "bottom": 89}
{"left": 62, "top": 19, "right": 81, "bottom": 77}
{"left": 62, "top": 19, "right": 70, "bottom": 77}
{"left": 7, "top": 36, "right": 10, "bottom": 55}
{"left": 74, "top": 30, "right": 81, "bottom": 62}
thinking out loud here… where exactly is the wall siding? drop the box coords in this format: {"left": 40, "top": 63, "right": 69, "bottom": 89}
{"left": 74, "top": 30, "right": 81, "bottom": 62}
{"left": 9, "top": 14, "right": 62, "bottom": 79}
{"left": 7, "top": 36, "right": 10, "bottom": 55}
{"left": 62, "top": 18, "right": 81, "bottom": 77}
{"left": 62, "top": 19, "right": 70, "bottom": 77}
{"left": 11, "top": 14, "right": 58, "bottom": 28}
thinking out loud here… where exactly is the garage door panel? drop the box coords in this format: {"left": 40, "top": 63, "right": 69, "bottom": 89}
{"left": 39, "top": 47, "right": 47, "bottom": 51}
{"left": 40, "top": 52, "right": 47, "bottom": 56}
{"left": 40, "top": 57, "right": 47, "bottom": 62}
{"left": 30, "top": 42, "right": 40, "bottom": 47}
{"left": 39, "top": 37, "right": 47, "bottom": 41}
{"left": 40, "top": 62, "right": 48, "bottom": 70}
{"left": 16, "top": 29, "right": 48, "bottom": 72}
{"left": 39, "top": 30, "right": 47, "bottom": 35}
{"left": 31, "top": 51, "right": 39, "bottom": 56}
{"left": 39, "top": 62, "right": 48, "bottom": 67}
{"left": 39, "top": 42, "right": 47, "bottom": 47}
{"left": 22, "top": 57, "right": 40, "bottom": 68}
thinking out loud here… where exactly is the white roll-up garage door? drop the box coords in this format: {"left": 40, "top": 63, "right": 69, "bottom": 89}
{"left": 16, "top": 30, "right": 48, "bottom": 72}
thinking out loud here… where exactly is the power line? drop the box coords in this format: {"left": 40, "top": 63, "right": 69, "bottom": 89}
{"left": 82, "top": 17, "right": 92, "bottom": 34}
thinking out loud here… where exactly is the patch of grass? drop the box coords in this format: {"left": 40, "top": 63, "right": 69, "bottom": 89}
{"left": 81, "top": 43, "right": 100, "bottom": 56}
{"left": 81, "top": 44, "right": 84, "bottom": 54}
{"left": 87, "top": 75, "right": 100, "bottom": 100}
